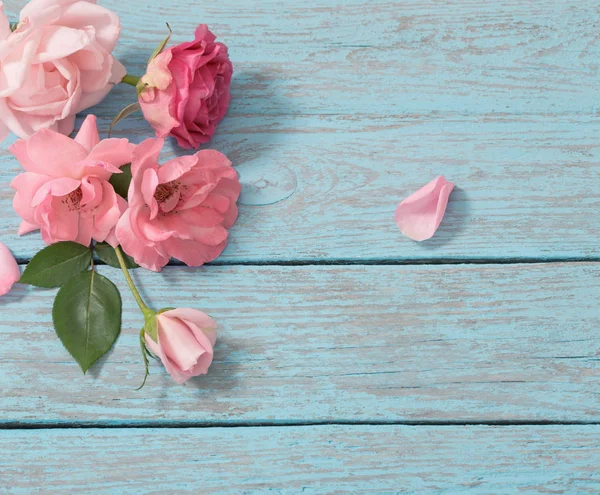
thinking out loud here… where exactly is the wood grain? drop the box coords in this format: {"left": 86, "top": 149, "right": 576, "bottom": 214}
{"left": 2, "top": 0, "right": 600, "bottom": 488}
{"left": 1, "top": 263, "right": 599, "bottom": 424}
{"left": 8, "top": 0, "right": 600, "bottom": 116}
{"left": 2, "top": 114, "right": 600, "bottom": 262}
{"left": 2, "top": 1, "right": 600, "bottom": 262}
{"left": 2, "top": 425, "right": 600, "bottom": 493}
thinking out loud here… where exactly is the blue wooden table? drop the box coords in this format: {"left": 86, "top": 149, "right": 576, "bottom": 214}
{"left": 1, "top": 0, "right": 600, "bottom": 492}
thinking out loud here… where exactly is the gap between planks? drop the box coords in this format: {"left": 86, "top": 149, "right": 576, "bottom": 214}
{"left": 3, "top": 420, "right": 600, "bottom": 430}
{"left": 13, "top": 257, "right": 600, "bottom": 266}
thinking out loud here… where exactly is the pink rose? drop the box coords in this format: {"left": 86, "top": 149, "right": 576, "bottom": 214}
{"left": 116, "top": 137, "right": 241, "bottom": 271}
{"left": 0, "top": 242, "right": 19, "bottom": 296}
{"left": 145, "top": 308, "right": 217, "bottom": 384}
{"left": 138, "top": 24, "right": 233, "bottom": 149}
{"left": 395, "top": 176, "right": 455, "bottom": 241}
{"left": 0, "top": 0, "right": 125, "bottom": 142}
{"left": 10, "top": 114, "right": 135, "bottom": 246}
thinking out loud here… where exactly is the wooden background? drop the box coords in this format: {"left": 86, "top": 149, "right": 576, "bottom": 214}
{"left": 1, "top": 0, "right": 599, "bottom": 493}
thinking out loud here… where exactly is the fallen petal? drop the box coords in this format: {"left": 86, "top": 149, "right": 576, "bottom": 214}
{"left": 395, "top": 176, "right": 455, "bottom": 241}
{"left": 0, "top": 242, "right": 20, "bottom": 296}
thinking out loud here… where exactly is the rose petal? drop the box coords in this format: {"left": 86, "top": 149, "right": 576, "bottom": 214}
{"left": 31, "top": 177, "right": 80, "bottom": 206}
{"left": 0, "top": 3, "right": 10, "bottom": 41}
{"left": 74, "top": 114, "right": 100, "bottom": 152}
{"left": 145, "top": 333, "right": 190, "bottom": 384}
{"left": 163, "top": 236, "right": 228, "bottom": 267}
{"left": 116, "top": 209, "right": 170, "bottom": 272}
{"left": 18, "top": 220, "right": 39, "bottom": 235}
{"left": 156, "top": 315, "right": 206, "bottom": 371}
{"left": 0, "top": 242, "right": 20, "bottom": 296}
{"left": 157, "top": 155, "right": 198, "bottom": 184}
{"left": 11, "top": 172, "right": 52, "bottom": 225}
{"left": 59, "top": 1, "right": 122, "bottom": 52}
{"left": 22, "top": 129, "right": 88, "bottom": 178}
{"left": 161, "top": 308, "right": 217, "bottom": 333}
{"left": 394, "top": 176, "right": 455, "bottom": 241}
{"left": 87, "top": 137, "right": 135, "bottom": 164}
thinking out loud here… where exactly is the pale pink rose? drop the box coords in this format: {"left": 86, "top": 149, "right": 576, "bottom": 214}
{"left": 145, "top": 308, "right": 217, "bottom": 384}
{"left": 116, "top": 137, "right": 241, "bottom": 271}
{"left": 0, "top": 0, "right": 125, "bottom": 142}
{"left": 10, "top": 114, "right": 135, "bottom": 246}
{"left": 138, "top": 24, "right": 233, "bottom": 149}
{"left": 0, "top": 242, "right": 20, "bottom": 296}
{"left": 395, "top": 176, "right": 455, "bottom": 241}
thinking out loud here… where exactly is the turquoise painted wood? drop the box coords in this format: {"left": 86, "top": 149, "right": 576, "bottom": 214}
{"left": 1, "top": 0, "right": 599, "bottom": 492}
{"left": 2, "top": 1, "right": 600, "bottom": 262}
{"left": 1, "top": 263, "right": 599, "bottom": 424}
{"left": 3, "top": 115, "right": 600, "bottom": 262}
{"left": 2, "top": 426, "right": 600, "bottom": 494}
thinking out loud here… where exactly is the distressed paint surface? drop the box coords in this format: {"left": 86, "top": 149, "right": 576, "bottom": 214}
{"left": 1, "top": 426, "right": 600, "bottom": 494}
{"left": 1, "top": 263, "right": 599, "bottom": 423}
{"left": 1, "top": 1, "right": 600, "bottom": 262}
{"left": 1, "top": 0, "right": 599, "bottom": 492}
{"left": 2, "top": 115, "right": 600, "bottom": 262}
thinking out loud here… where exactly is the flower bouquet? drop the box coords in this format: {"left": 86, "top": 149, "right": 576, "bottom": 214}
{"left": 0, "top": 0, "right": 237, "bottom": 386}
{"left": 0, "top": 0, "right": 456, "bottom": 388}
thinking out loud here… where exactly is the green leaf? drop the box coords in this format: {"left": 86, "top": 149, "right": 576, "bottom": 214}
{"left": 109, "top": 163, "right": 132, "bottom": 199}
{"left": 109, "top": 102, "right": 141, "bottom": 138}
{"left": 20, "top": 242, "right": 92, "bottom": 288}
{"left": 95, "top": 242, "right": 139, "bottom": 269}
{"left": 148, "top": 23, "right": 172, "bottom": 63}
{"left": 52, "top": 271, "right": 122, "bottom": 373}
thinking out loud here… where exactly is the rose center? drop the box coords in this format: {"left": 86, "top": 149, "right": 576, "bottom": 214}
{"left": 154, "top": 181, "right": 181, "bottom": 203}
{"left": 63, "top": 187, "right": 83, "bottom": 212}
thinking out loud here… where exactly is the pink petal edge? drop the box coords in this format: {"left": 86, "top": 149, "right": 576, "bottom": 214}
{"left": 395, "top": 176, "right": 455, "bottom": 242}
{"left": 0, "top": 242, "right": 20, "bottom": 296}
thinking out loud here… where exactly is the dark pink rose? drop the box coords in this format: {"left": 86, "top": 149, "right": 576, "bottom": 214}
{"left": 138, "top": 24, "right": 233, "bottom": 149}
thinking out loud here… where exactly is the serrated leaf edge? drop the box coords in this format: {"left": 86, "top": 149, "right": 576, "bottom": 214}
{"left": 20, "top": 243, "right": 92, "bottom": 288}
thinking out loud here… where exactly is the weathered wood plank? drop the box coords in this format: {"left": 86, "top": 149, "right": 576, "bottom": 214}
{"left": 2, "top": 114, "right": 600, "bottom": 262}
{"left": 1, "top": 263, "right": 599, "bottom": 423}
{"left": 1, "top": 425, "right": 600, "bottom": 493}
{"left": 7, "top": 0, "right": 600, "bottom": 116}
{"left": 2, "top": 1, "right": 599, "bottom": 262}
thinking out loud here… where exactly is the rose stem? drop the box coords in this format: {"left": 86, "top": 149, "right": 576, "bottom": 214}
{"left": 114, "top": 246, "right": 152, "bottom": 316}
{"left": 121, "top": 74, "right": 141, "bottom": 87}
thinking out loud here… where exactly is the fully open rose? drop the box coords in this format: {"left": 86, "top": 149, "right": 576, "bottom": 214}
{"left": 10, "top": 115, "right": 134, "bottom": 246}
{"left": 116, "top": 137, "right": 241, "bottom": 271}
{"left": 0, "top": 0, "right": 125, "bottom": 141}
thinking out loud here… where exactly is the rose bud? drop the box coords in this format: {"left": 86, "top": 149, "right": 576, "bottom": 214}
{"left": 144, "top": 308, "right": 217, "bottom": 384}
{"left": 0, "top": 0, "right": 125, "bottom": 142}
{"left": 0, "top": 242, "right": 19, "bottom": 296}
{"left": 138, "top": 24, "right": 233, "bottom": 149}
